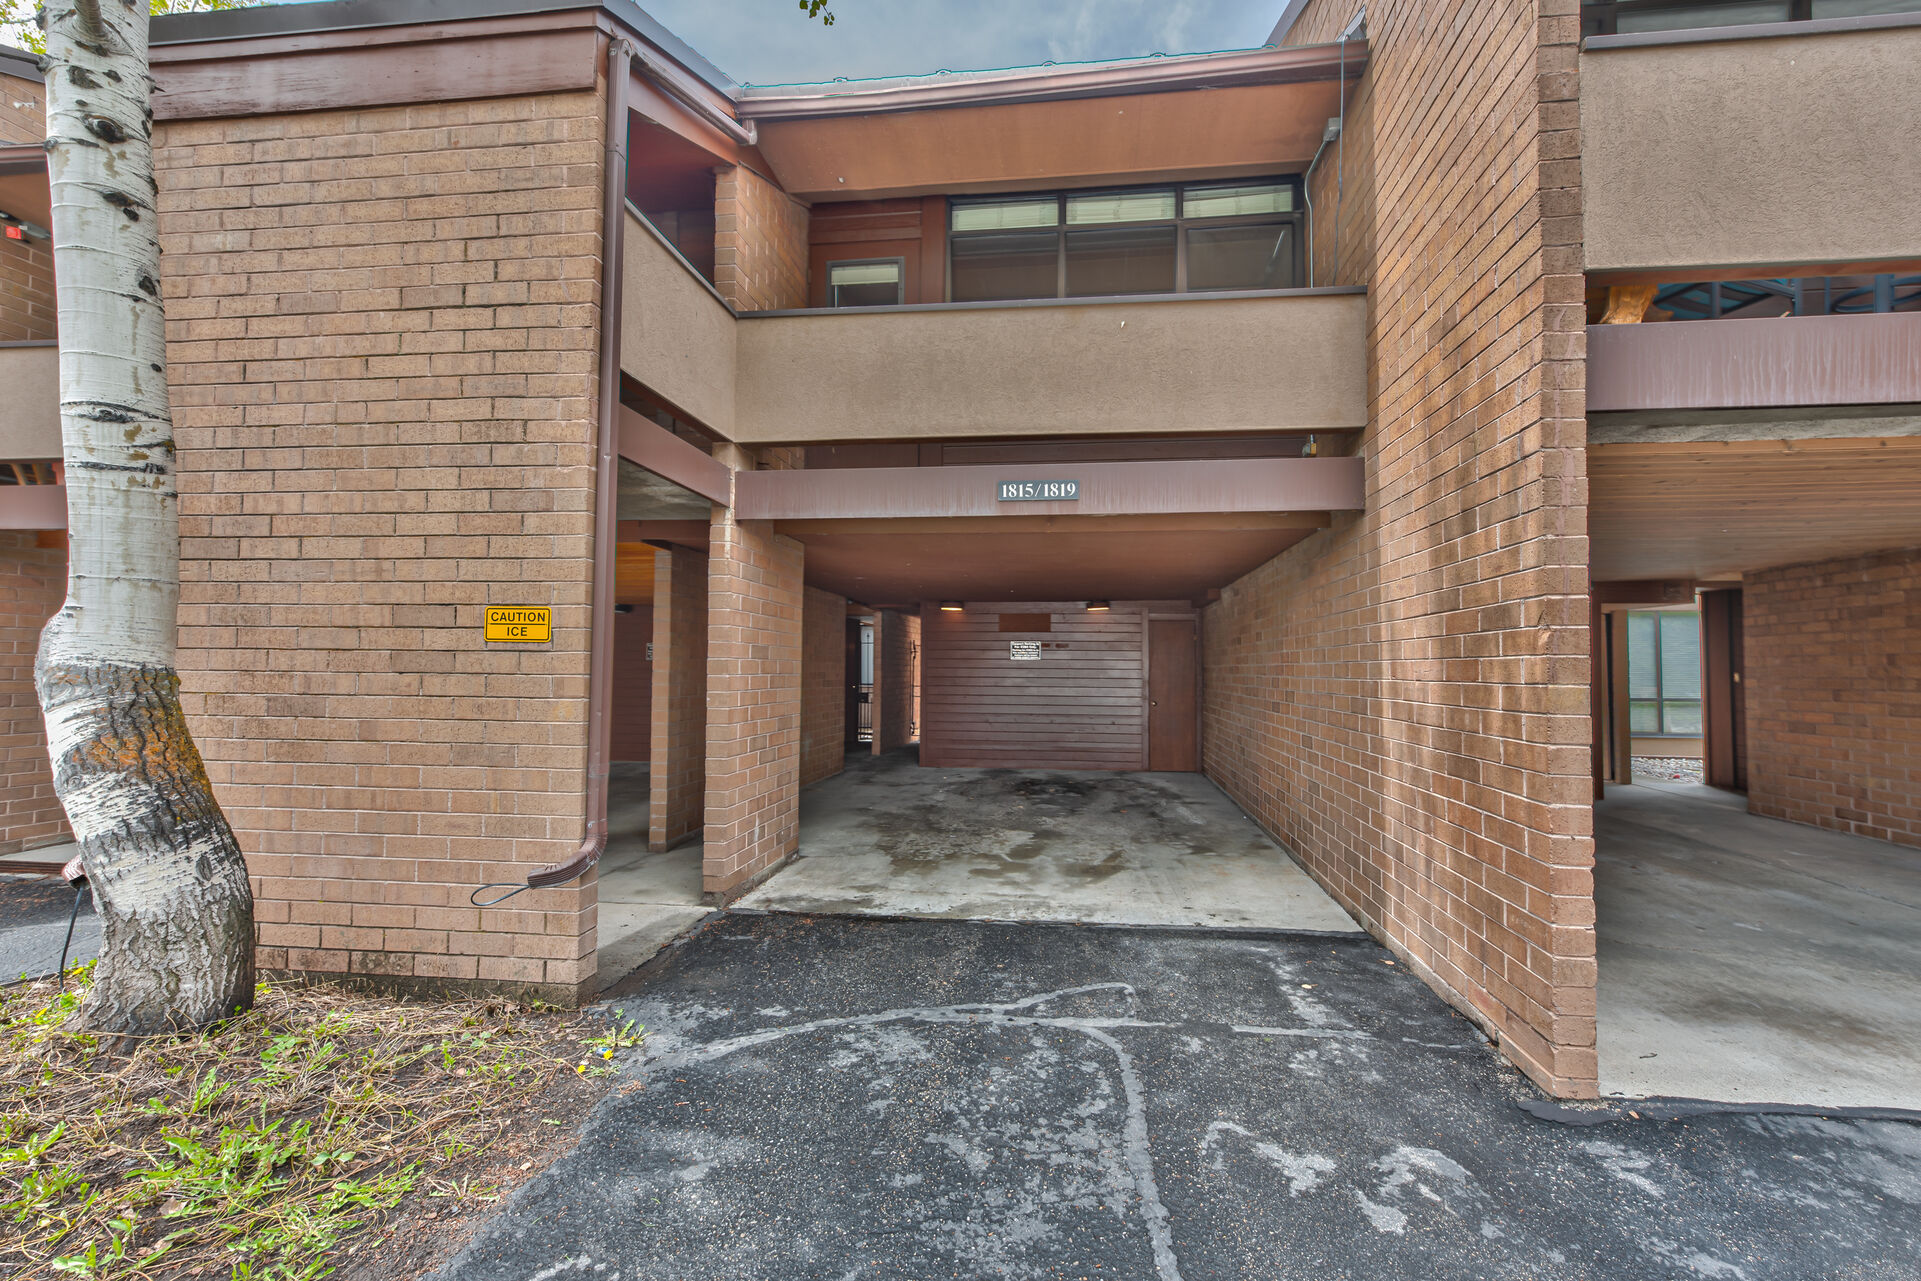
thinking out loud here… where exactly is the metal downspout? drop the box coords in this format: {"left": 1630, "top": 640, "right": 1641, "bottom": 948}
{"left": 526, "top": 36, "right": 635, "bottom": 892}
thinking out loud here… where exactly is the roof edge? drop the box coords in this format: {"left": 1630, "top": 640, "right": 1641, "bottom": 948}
{"left": 0, "top": 43, "right": 42, "bottom": 83}
{"left": 148, "top": 0, "right": 739, "bottom": 96}
{"left": 737, "top": 39, "right": 1369, "bottom": 121}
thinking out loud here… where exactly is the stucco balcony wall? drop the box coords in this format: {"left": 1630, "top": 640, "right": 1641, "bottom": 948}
{"left": 0, "top": 342, "right": 60, "bottom": 461}
{"left": 730, "top": 289, "right": 1367, "bottom": 444}
{"left": 1582, "top": 17, "right": 1921, "bottom": 274}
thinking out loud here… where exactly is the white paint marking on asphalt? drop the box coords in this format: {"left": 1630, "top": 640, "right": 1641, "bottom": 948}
{"left": 1230, "top": 1025, "right": 1371, "bottom": 1040}
{"left": 1078, "top": 1022, "right": 1184, "bottom": 1281}
{"left": 1199, "top": 1121, "right": 1338, "bottom": 1196}
{"left": 1356, "top": 1192, "right": 1408, "bottom": 1234}
{"left": 1581, "top": 1140, "right": 1666, "bottom": 1197}
{"left": 641, "top": 983, "right": 1187, "bottom": 1281}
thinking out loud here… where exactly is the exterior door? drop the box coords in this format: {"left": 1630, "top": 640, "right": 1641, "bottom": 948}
{"left": 1148, "top": 617, "right": 1199, "bottom": 771}
{"left": 845, "top": 618, "right": 864, "bottom": 746}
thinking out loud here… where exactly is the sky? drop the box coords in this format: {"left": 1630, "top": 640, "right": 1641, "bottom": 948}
{"left": 640, "top": 0, "right": 1284, "bottom": 87}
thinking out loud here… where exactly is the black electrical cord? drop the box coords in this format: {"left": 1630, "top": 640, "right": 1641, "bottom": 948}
{"left": 57, "top": 884, "right": 85, "bottom": 991}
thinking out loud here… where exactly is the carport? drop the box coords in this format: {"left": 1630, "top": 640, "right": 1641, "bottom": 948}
{"left": 714, "top": 445, "right": 1368, "bottom": 932}
{"left": 1584, "top": 332, "right": 1921, "bottom": 1109}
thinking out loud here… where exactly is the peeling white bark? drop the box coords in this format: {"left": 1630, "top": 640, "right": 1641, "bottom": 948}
{"left": 37, "top": 0, "right": 253, "bottom": 1034}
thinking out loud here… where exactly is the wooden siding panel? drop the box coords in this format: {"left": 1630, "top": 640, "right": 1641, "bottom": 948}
{"left": 920, "top": 602, "right": 1148, "bottom": 771}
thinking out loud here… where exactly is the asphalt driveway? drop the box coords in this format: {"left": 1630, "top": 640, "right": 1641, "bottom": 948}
{"left": 435, "top": 914, "right": 1921, "bottom": 1281}
{"left": 0, "top": 874, "right": 99, "bottom": 982}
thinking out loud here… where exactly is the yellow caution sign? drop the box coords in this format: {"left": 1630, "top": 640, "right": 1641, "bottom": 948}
{"left": 485, "top": 606, "right": 552, "bottom": 643}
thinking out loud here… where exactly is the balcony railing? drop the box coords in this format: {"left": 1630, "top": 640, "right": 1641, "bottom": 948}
{"left": 1649, "top": 275, "right": 1921, "bottom": 321}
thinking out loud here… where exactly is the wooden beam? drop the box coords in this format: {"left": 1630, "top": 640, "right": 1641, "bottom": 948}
{"left": 0, "top": 483, "right": 65, "bottom": 530}
{"left": 734, "top": 456, "right": 1366, "bottom": 521}
{"left": 616, "top": 406, "right": 734, "bottom": 505}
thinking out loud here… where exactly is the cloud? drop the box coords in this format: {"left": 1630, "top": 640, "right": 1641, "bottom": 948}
{"left": 641, "top": 0, "right": 1277, "bottom": 86}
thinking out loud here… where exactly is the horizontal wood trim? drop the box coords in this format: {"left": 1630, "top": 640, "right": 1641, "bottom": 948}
{"left": 616, "top": 407, "right": 734, "bottom": 505}
{"left": 775, "top": 513, "right": 1330, "bottom": 537}
{"left": 152, "top": 22, "right": 602, "bottom": 120}
{"left": 0, "top": 484, "right": 66, "bottom": 531}
{"left": 1588, "top": 313, "right": 1921, "bottom": 412}
{"left": 737, "top": 457, "right": 1365, "bottom": 520}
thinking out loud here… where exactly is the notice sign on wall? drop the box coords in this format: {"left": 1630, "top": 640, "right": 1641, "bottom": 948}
{"left": 485, "top": 606, "right": 552, "bottom": 643}
{"left": 1010, "top": 641, "right": 1042, "bottom": 661}
{"left": 997, "top": 480, "right": 1079, "bottom": 502}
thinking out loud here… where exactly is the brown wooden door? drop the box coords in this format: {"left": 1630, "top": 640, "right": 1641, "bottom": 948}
{"left": 1702, "top": 589, "right": 1747, "bottom": 792}
{"left": 1148, "top": 618, "right": 1198, "bottom": 772}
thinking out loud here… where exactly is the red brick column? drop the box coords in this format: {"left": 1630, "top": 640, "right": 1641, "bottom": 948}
{"left": 703, "top": 494, "right": 804, "bottom": 898}
{"left": 1210, "top": 0, "right": 1596, "bottom": 1097}
{"left": 649, "top": 545, "right": 708, "bottom": 851}
{"left": 873, "top": 607, "right": 919, "bottom": 754}
{"left": 800, "top": 585, "right": 846, "bottom": 786}
{"left": 0, "top": 533, "right": 70, "bottom": 853}
{"left": 1744, "top": 548, "right": 1919, "bottom": 848}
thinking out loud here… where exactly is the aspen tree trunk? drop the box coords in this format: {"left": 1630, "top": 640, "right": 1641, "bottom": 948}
{"left": 36, "top": 0, "right": 253, "bottom": 1033}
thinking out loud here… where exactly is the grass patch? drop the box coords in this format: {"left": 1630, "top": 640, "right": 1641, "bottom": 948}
{"left": 0, "top": 966, "right": 641, "bottom": 1279}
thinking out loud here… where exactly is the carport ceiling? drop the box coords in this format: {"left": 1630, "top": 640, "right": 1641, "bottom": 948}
{"left": 786, "top": 516, "right": 1321, "bottom": 604}
{"left": 1588, "top": 436, "right": 1921, "bottom": 580}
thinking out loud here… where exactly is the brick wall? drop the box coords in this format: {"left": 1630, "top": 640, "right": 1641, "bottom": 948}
{"left": 800, "top": 585, "right": 845, "bottom": 787}
{"left": 1209, "top": 0, "right": 1595, "bottom": 1096}
{"left": 0, "top": 69, "right": 55, "bottom": 343}
{"left": 0, "top": 532, "right": 69, "bottom": 852}
{"left": 1304, "top": 56, "right": 1373, "bottom": 290}
{"left": 873, "top": 607, "right": 919, "bottom": 754}
{"left": 649, "top": 545, "right": 707, "bottom": 850}
{"left": 0, "top": 70, "right": 43, "bottom": 143}
{"left": 157, "top": 89, "right": 607, "bottom": 1001}
{"left": 0, "top": 234, "right": 56, "bottom": 342}
{"left": 610, "top": 605, "right": 652, "bottom": 762}
{"left": 1744, "top": 548, "right": 1919, "bottom": 849}
{"left": 713, "top": 165, "right": 808, "bottom": 312}
{"left": 703, "top": 505, "right": 803, "bottom": 897}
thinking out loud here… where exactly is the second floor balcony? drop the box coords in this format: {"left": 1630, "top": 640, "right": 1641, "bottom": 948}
{"left": 620, "top": 209, "right": 1367, "bottom": 445}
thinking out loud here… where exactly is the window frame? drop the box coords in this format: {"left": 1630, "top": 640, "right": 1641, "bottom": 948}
{"left": 825, "top": 256, "right": 907, "bottom": 308}
{"left": 946, "top": 178, "right": 1305, "bottom": 302}
{"left": 1627, "top": 608, "right": 1704, "bottom": 738}
{"left": 1580, "top": 0, "right": 1818, "bottom": 38}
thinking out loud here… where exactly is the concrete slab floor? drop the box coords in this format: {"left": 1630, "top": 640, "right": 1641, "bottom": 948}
{"left": 595, "top": 763, "right": 707, "bottom": 992}
{"left": 737, "top": 749, "right": 1362, "bottom": 934}
{"left": 1596, "top": 779, "right": 1921, "bottom": 1110}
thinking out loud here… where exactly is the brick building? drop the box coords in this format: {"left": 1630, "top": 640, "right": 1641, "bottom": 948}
{"left": 0, "top": 0, "right": 1916, "bottom": 1102}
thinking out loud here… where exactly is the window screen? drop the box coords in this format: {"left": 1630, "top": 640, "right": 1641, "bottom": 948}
{"left": 1187, "top": 224, "right": 1296, "bottom": 292}
{"left": 1182, "top": 181, "right": 1294, "bottom": 218}
{"left": 827, "top": 260, "right": 903, "bottom": 308}
{"left": 951, "top": 232, "right": 1058, "bottom": 302}
{"left": 951, "top": 197, "right": 1059, "bottom": 232}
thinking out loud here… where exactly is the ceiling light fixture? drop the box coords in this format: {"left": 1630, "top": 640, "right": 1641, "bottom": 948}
{"left": 939, "top": 600, "right": 964, "bottom": 612}
{"left": 1085, "top": 601, "right": 1111, "bottom": 612}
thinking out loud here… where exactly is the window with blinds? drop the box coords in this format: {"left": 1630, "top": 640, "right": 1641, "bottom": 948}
{"left": 1628, "top": 610, "right": 1703, "bottom": 736}
{"left": 948, "top": 178, "right": 1304, "bottom": 303}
